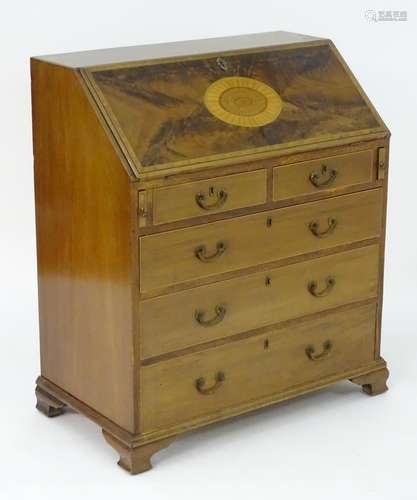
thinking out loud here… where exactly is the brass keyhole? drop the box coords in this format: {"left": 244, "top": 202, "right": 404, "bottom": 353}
{"left": 216, "top": 57, "right": 228, "bottom": 72}
{"left": 264, "top": 339, "right": 270, "bottom": 350}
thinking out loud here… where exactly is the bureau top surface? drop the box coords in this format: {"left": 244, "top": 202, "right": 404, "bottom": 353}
{"left": 34, "top": 31, "right": 321, "bottom": 68}
{"left": 34, "top": 31, "right": 388, "bottom": 176}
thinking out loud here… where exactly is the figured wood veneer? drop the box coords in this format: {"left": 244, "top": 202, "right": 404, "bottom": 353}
{"left": 86, "top": 43, "right": 382, "bottom": 171}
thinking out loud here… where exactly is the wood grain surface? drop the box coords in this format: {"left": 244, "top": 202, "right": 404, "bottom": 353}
{"left": 89, "top": 44, "right": 381, "bottom": 170}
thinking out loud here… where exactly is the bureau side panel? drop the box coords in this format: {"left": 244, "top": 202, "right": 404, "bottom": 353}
{"left": 31, "top": 60, "right": 135, "bottom": 432}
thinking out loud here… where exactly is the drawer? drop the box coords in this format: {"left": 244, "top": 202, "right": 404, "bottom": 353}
{"left": 140, "top": 189, "right": 382, "bottom": 293}
{"left": 140, "top": 245, "right": 379, "bottom": 359}
{"left": 273, "top": 150, "right": 375, "bottom": 201}
{"left": 153, "top": 170, "right": 267, "bottom": 225}
{"left": 141, "top": 304, "right": 377, "bottom": 432}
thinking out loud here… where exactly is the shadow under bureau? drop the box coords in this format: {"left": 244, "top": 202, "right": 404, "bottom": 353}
{"left": 31, "top": 31, "right": 390, "bottom": 474}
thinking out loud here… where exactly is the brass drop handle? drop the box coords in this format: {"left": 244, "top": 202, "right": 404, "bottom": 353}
{"left": 195, "top": 304, "right": 226, "bottom": 327}
{"left": 306, "top": 340, "right": 333, "bottom": 360}
{"left": 196, "top": 372, "right": 225, "bottom": 395}
{"left": 195, "top": 188, "right": 228, "bottom": 210}
{"left": 309, "top": 165, "right": 337, "bottom": 188}
{"left": 308, "top": 276, "right": 336, "bottom": 297}
{"left": 309, "top": 217, "right": 337, "bottom": 238}
{"left": 195, "top": 241, "right": 226, "bottom": 262}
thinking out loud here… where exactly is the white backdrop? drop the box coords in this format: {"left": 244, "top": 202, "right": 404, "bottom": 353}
{"left": 1, "top": 1, "right": 416, "bottom": 498}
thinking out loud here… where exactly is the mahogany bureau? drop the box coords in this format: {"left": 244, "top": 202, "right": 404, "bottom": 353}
{"left": 31, "top": 31, "right": 390, "bottom": 474}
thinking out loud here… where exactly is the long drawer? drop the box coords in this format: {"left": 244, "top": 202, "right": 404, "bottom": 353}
{"left": 140, "top": 189, "right": 382, "bottom": 293}
{"left": 140, "top": 245, "right": 379, "bottom": 359}
{"left": 141, "top": 304, "right": 377, "bottom": 432}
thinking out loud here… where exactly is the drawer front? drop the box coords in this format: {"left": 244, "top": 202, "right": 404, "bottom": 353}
{"left": 273, "top": 150, "right": 374, "bottom": 201}
{"left": 140, "top": 245, "right": 379, "bottom": 359}
{"left": 140, "top": 189, "right": 382, "bottom": 293}
{"left": 141, "top": 304, "right": 377, "bottom": 432}
{"left": 153, "top": 170, "right": 267, "bottom": 225}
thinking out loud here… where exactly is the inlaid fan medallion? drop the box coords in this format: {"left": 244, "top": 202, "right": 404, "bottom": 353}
{"left": 203, "top": 76, "right": 283, "bottom": 127}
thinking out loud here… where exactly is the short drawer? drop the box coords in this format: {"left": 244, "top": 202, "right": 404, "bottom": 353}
{"left": 273, "top": 150, "right": 375, "bottom": 201}
{"left": 141, "top": 304, "right": 377, "bottom": 432}
{"left": 140, "top": 245, "right": 379, "bottom": 359}
{"left": 140, "top": 189, "right": 382, "bottom": 293}
{"left": 153, "top": 170, "right": 267, "bottom": 225}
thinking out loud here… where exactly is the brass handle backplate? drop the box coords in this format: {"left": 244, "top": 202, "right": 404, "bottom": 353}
{"left": 195, "top": 188, "right": 228, "bottom": 210}
{"left": 309, "top": 217, "right": 337, "bottom": 238}
{"left": 309, "top": 165, "right": 337, "bottom": 188}
{"left": 196, "top": 371, "right": 225, "bottom": 395}
{"left": 195, "top": 241, "right": 226, "bottom": 262}
{"left": 306, "top": 340, "right": 333, "bottom": 360}
{"left": 195, "top": 304, "right": 226, "bottom": 327}
{"left": 308, "top": 276, "right": 336, "bottom": 297}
